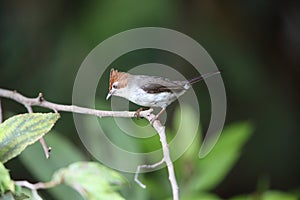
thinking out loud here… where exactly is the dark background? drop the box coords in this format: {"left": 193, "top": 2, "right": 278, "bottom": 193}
{"left": 1, "top": 0, "right": 299, "bottom": 199}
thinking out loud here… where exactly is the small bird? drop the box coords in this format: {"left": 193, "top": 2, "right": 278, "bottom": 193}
{"left": 106, "top": 68, "right": 221, "bottom": 123}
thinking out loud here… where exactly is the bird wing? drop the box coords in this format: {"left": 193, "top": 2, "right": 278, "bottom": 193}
{"left": 137, "top": 76, "right": 186, "bottom": 94}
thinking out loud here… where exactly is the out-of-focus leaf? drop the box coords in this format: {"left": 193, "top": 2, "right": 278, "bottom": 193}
{"left": 0, "top": 192, "right": 14, "bottom": 200}
{"left": 172, "top": 105, "right": 201, "bottom": 161}
{"left": 0, "top": 113, "right": 60, "bottom": 163}
{"left": 261, "top": 191, "right": 298, "bottom": 200}
{"left": 20, "top": 131, "right": 86, "bottom": 200}
{"left": 178, "top": 192, "right": 221, "bottom": 200}
{"left": 0, "top": 164, "right": 29, "bottom": 200}
{"left": 24, "top": 190, "right": 42, "bottom": 200}
{"left": 53, "top": 162, "right": 126, "bottom": 200}
{"left": 187, "top": 122, "right": 253, "bottom": 191}
{"left": 11, "top": 186, "right": 29, "bottom": 200}
{"left": 230, "top": 190, "right": 299, "bottom": 200}
{"left": 0, "top": 163, "right": 14, "bottom": 195}
{"left": 15, "top": 188, "right": 41, "bottom": 200}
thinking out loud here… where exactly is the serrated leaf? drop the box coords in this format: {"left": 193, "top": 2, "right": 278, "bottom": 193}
{"left": 53, "top": 162, "right": 126, "bottom": 200}
{"left": 187, "top": 122, "right": 253, "bottom": 191}
{"left": 0, "top": 113, "right": 60, "bottom": 163}
{"left": 0, "top": 163, "right": 14, "bottom": 195}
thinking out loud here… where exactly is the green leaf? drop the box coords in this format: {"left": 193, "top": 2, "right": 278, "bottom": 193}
{"left": 0, "top": 192, "right": 15, "bottom": 200}
{"left": 11, "top": 186, "right": 29, "bottom": 200}
{"left": 179, "top": 193, "right": 221, "bottom": 200}
{"left": 6, "top": 187, "right": 39, "bottom": 200}
{"left": 17, "top": 189, "right": 41, "bottom": 200}
{"left": 0, "top": 113, "right": 60, "bottom": 163}
{"left": 230, "top": 190, "right": 299, "bottom": 200}
{"left": 261, "top": 191, "right": 299, "bottom": 200}
{"left": 53, "top": 162, "right": 126, "bottom": 200}
{"left": 187, "top": 122, "right": 253, "bottom": 191}
{"left": 172, "top": 105, "right": 201, "bottom": 161}
{"left": 0, "top": 163, "right": 14, "bottom": 195}
{"left": 0, "top": 171, "right": 29, "bottom": 200}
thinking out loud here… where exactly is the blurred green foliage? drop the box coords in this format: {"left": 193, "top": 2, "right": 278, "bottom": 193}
{"left": 0, "top": 162, "right": 14, "bottom": 195}
{"left": 2, "top": 105, "right": 298, "bottom": 199}
{"left": 1, "top": 0, "right": 300, "bottom": 199}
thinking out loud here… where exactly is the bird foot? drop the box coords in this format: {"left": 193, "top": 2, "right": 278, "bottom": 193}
{"left": 150, "top": 108, "right": 166, "bottom": 125}
{"left": 134, "top": 107, "right": 149, "bottom": 118}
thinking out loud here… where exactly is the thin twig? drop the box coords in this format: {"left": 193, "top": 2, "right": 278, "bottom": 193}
{"left": 24, "top": 104, "right": 33, "bottom": 113}
{"left": 0, "top": 88, "right": 179, "bottom": 200}
{"left": 15, "top": 178, "right": 62, "bottom": 190}
{"left": 39, "top": 137, "right": 51, "bottom": 159}
{"left": 23, "top": 102, "right": 51, "bottom": 159}
{"left": 134, "top": 158, "right": 165, "bottom": 188}
{"left": 136, "top": 111, "right": 179, "bottom": 199}
{"left": 148, "top": 118, "right": 179, "bottom": 200}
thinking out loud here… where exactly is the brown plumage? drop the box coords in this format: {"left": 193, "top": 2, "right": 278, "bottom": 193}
{"left": 109, "top": 69, "right": 128, "bottom": 90}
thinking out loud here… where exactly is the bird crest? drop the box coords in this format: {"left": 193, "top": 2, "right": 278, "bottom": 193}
{"left": 109, "top": 68, "right": 128, "bottom": 90}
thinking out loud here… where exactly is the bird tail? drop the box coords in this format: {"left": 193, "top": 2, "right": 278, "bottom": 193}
{"left": 188, "top": 70, "right": 221, "bottom": 85}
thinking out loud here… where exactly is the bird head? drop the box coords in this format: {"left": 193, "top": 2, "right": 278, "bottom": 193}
{"left": 106, "top": 68, "right": 129, "bottom": 100}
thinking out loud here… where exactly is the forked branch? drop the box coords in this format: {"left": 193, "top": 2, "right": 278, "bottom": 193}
{"left": 0, "top": 88, "right": 179, "bottom": 200}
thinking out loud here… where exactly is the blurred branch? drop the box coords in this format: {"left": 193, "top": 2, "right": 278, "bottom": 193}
{"left": 152, "top": 121, "right": 179, "bottom": 200}
{"left": 134, "top": 118, "right": 179, "bottom": 200}
{"left": 135, "top": 158, "right": 165, "bottom": 188}
{"left": 15, "top": 178, "right": 61, "bottom": 190}
{"left": 0, "top": 88, "right": 179, "bottom": 200}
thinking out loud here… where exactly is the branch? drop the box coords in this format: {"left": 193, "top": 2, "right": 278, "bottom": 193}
{"left": 147, "top": 119, "right": 179, "bottom": 200}
{"left": 14, "top": 178, "right": 62, "bottom": 190}
{"left": 135, "top": 158, "right": 165, "bottom": 188}
{"left": 134, "top": 112, "right": 179, "bottom": 199}
{"left": 39, "top": 137, "right": 51, "bottom": 159}
{"left": 0, "top": 88, "right": 147, "bottom": 118}
{"left": 0, "top": 88, "right": 179, "bottom": 200}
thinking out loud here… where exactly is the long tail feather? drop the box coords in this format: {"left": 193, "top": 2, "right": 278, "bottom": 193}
{"left": 188, "top": 70, "right": 221, "bottom": 84}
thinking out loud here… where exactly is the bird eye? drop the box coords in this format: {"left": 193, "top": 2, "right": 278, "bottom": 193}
{"left": 113, "top": 83, "right": 118, "bottom": 89}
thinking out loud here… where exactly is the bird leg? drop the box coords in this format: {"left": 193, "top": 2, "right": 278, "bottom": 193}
{"left": 134, "top": 107, "right": 149, "bottom": 118}
{"left": 150, "top": 108, "right": 166, "bottom": 124}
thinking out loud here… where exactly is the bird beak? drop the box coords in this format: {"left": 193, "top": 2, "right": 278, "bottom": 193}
{"left": 106, "top": 91, "right": 112, "bottom": 100}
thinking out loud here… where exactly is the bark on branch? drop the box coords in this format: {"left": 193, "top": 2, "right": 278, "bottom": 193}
{"left": 0, "top": 88, "right": 179, "bottom": 200}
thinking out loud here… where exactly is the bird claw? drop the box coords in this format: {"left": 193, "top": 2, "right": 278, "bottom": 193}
{"left": 134, "top": 107, "right": 149, "bottom": 118}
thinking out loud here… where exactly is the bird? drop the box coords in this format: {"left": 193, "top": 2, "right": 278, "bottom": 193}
{"left": 106, "top": 68, "right": 221, "bottom": 123}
